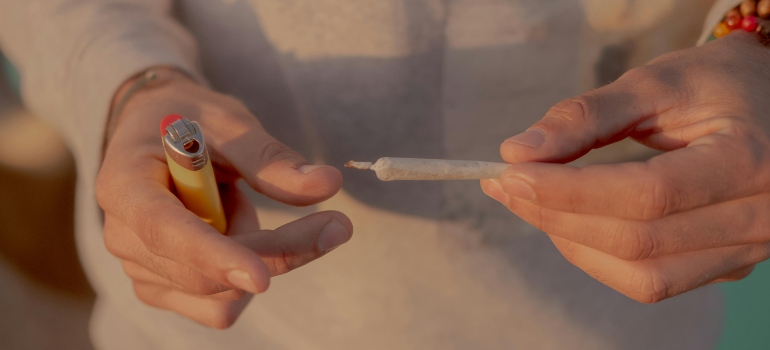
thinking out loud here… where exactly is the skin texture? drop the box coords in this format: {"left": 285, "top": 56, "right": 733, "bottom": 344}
{"left": 96, "top": 71, "right": 352, "bottom": 328}
{"left": 482, "top": 32, "right": 770, "bottom": 303}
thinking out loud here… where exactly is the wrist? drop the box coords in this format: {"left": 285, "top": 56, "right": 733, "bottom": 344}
{"left": 110, "top": 67, "right": 194, "bottom": 120}
{"left": 103, "top": 68, "right": 197, "bottom": 155}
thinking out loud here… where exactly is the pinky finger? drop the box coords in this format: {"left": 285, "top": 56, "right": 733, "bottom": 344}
{"left": 546, "top": 235, "right": 770, "bottom": 303}
{"left": 122, "top": 261, "right": 245, "bottom": 301}
{"left": 709, "top": 264, "right": 757, "bottom": 284}
{"left": 132, "top": 282, "right": 253, "bottom": 329}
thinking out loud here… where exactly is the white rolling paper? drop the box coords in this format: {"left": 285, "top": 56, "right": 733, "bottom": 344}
{"left": 345, "top": 157, "right": 510, "bottom": 181}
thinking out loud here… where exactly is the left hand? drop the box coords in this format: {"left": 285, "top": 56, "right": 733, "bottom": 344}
{"left": 482, "top": 32, "right": 770, "bottom": 303}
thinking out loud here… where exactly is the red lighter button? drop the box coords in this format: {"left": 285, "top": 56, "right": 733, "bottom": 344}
{"left": 160, "top": 114, "right": 185, "bottom": 136}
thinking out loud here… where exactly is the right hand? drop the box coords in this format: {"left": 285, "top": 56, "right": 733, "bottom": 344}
{"left": 96, "top": 69, "right": 353, "bottom": 328}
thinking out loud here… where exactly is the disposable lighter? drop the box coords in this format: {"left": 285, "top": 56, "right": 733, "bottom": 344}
{"left": 160, "top": 114, "right": 227, "bottom": 233}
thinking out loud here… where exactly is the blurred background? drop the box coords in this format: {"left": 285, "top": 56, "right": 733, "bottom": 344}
{"left": 1, "top": 5, "right": 770, "bottom": 348}
{"left": 0, "top": 54, "right": 94, "bottom": 350}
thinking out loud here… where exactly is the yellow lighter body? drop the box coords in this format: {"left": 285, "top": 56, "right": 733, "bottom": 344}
{"left": 161, "top": 115, "right": 227, "bottom": 233}
{"left": 165, "top": 152, "right": 227, "bottom": 233}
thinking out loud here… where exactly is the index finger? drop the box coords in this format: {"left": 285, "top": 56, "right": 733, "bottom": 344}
{"left": 96, "top": 154, "right": 270, "bottom": 294}
{"left": 501, "top": 63, "right": 684, "bottom": 164}
{"left": 200, "top": 112, "right": 342, "bottom": 207}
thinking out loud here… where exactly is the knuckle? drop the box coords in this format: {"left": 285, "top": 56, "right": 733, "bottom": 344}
{"left": 637, "top": 172, "right": 676, "bottom": 220}
{"left": 546, "top": 94, "right": 598, "bottom": 126}
{"left": 121, "top": 261, "right": 142, "bottom": 280}
{"left": 184, "top": 244, "right": 211, "bottom": 273}
{"left": 207, "top": 305, "right": 241, "bottom": 330}
{"left": 530, "top": 206, "right": 551, "bottom": 233}
{"left": 606, "top": 221, "right": 655, "bottom": 261}
{"left": 132, "top": 283, "right": 158, "bottom": 307}
{"left": 630, "top": 267, "right": 670, "bottom": 304}
{"left": 612, "top": 222, "right": 656, "bottom": 261}
{"left": 267, "top": 240, "right": 294, "bottom": 276}
{"left": 620, "top": 65, "right": 656, "bottom": 83}
{"left": 135, "top": 206, "right": 171, "bottom": 257}
{"left": 620, "top": 65, "right": 688, "bottom": 101}
{"left": 256, "top": 139, "right": 299, "bottom": 164}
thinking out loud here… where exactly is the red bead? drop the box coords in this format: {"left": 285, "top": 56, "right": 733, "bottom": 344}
{"left": 743, "top": 16, "right": 759, "bottom": 32}
{"left": 726, "top": 14, "right": 743, "bottom": 30}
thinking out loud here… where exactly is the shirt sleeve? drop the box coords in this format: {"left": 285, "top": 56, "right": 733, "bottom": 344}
{"left": 0, "top": 0, "right": 205, "bottom": 183}
{"left": 698, "top": 0, "right": 744, "bottom": 45}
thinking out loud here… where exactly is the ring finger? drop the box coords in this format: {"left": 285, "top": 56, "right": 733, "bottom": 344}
{"left": 121, "top": 260, "right": 246, "bottom": 301}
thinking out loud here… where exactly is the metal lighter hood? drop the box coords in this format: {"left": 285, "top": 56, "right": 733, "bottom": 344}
{"left": 162, "top": 119, "right": 209, "bottom": 171}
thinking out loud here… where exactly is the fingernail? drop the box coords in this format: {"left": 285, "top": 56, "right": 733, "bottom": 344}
{"left": 317, "top": 220, "right": 350, "bottom": 252}
{"left": 481, "top": 179, "right": 508, "bottom": 204}
{"left": 227, "top": 269, "right": 260, "bottom": 294}
{"left": 502, "top": 176, "right": 536, "bottom": 201}
{"left": 298, "top": 164, "right": 324, "bottom": 174}
{"left": 505, "top": 128, "right": 545, "bottom": 148}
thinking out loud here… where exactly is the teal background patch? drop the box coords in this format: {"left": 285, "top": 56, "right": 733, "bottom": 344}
{"left": 717, "top": 261, "right": 770, "bottom": 349}
{"left": 1, "top": 53, "right": 21, "bottom": 96}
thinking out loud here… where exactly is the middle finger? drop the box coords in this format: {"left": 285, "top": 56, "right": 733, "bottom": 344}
{"left": 105, "top": 213, "right": 235, "bottom": 295}
{"left": 494, "top": 193, "right": 770, "bottom": 261}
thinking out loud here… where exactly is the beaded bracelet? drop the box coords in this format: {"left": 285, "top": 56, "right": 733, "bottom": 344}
{"left": 708, "top": 0, "right": 770, "bottom": 43}
{"left": 101, "top": 67, "right": 195, "bottom": 159}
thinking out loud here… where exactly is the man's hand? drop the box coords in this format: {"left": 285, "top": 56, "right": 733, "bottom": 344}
{"left": 482, "top": 32, "right": 770, "bottom": 303}
{"left": 96, "top": 70, "right": 352, "bottom": 328}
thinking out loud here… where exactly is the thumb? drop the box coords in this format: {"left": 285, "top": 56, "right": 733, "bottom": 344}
{"left": 207, "top": 117, "right": 342, "bottom": 207}
{"left": 501, "top": 68, "right": 676, "bottom": 164}
{"left": 232, "top": 211, "right": 353, "bottom": 276}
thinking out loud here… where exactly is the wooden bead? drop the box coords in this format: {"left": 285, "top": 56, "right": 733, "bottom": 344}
{"left": 728, "top": 8, "right": 742, "bottom": 18}
{"left": 714, "top": 22, "right": 732, "bottom": 38}
{"left": 726, "top": 14, "right": 744, "bottom": 29}
{"left": 758, "top": 0, "right": 770, "bottom": 18}
{"left": 743, "top": 16, "right": 759, "bottom": 31}
{"left": 741, "top": 0, "right": 758, "bottom": 16}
